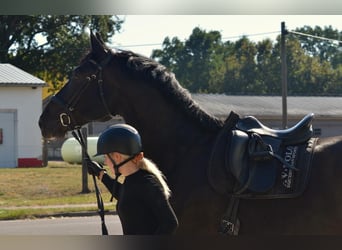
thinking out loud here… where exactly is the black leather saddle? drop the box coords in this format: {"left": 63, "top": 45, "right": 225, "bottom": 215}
{"left": 208, "top": 111, "right": 316, "bottom": 197}
{"left": 208, "top": 111, "right": 317, "bottom": 235}
{"left": 228, "top": 113, "right": 315, "bottom": 196}
{"left": 236, "top": 113, "right": 314, "bottom": 145}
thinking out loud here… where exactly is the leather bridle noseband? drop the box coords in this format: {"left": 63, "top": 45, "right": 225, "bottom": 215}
{"left": 51, "top": 52, "right": 113, "bottom": 130}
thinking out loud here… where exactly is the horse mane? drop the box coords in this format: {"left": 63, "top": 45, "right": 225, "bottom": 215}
{"left": 113, "top": 50, "right": 224, "bottom": 131}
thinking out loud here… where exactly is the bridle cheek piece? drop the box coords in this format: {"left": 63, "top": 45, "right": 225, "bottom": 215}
{"left": 52, "top": 53, "right": 113, "bottom": 130}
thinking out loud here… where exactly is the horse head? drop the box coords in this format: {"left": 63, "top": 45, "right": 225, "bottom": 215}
{"left": 39, "top": 32, "right": 117, "bottom": 138}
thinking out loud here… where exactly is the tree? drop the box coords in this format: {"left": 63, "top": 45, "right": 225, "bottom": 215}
{"left": 223, "top": 36, "right": 259, "bottom": 94}
{"left": 0, "top": 15, "right": 123, "bottom": 94}
{"left": 152, "top": 25, "right": 342, "bottom": 96}
{"left": 290, "top": 26, "right": 342, "bottom": 95}
{"left": 294, "top": 25, "right": 342, "bottom": 68}
{"left": 255, "top": 38, "right": 281, "bottom": 95}
{"left": 152, "top": 27, "right": 226, "bottom": 92}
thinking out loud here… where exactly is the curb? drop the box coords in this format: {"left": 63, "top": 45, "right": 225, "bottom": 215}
{"left": 34, "top": 210, "right": 117, "bottom": 219}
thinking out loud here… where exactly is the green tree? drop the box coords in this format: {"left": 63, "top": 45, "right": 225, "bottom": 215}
{"left": 0, "top": 15, "right": 123, "bottom": 93}
{"left": 290, "top": 26, "right": 342, "bottom": 95}
{"left": 223, "top": 36, "right": 259, "bottom": 94}
{"left": 152, "top": 24, "right": 342, "bottom": 96}
{"left": 294, "top": 25, "right": 342, "bottom": 68}
{"left": 152, "top": 36, "right": 185, "bottom": 72}
{"left": 255, "top": 38, "right": 281, "bottom": 95}
{"left": 152, "top": 27, "right": 226, "bottom": 93}
{"left": 285, "top": 34, "right": 341, "bottom": 96}
{"left": 184, "top": 28, "right": 224, "bottom": 92}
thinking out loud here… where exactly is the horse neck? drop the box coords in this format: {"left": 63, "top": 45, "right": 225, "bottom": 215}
{"left": 124, "top": 90, "right": 209, "bottom": 149}
{"left": 113, "top": 84, "right": 219, "bottom": 175}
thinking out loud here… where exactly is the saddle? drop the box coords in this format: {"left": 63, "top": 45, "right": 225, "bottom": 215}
{"left": 208, "top": 111, "right": 318, "bottom": 235}
{"left": 236, "top": 113, "right": 314, "bottom": 145}
{"left": 230, "top": 112, "right": 315, "bottom": 196}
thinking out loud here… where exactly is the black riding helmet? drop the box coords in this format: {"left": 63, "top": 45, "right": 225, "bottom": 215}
{"left": 95, "top": 124, "right": 142, "bottom": 156}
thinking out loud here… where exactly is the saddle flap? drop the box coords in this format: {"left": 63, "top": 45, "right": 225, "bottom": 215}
{"left": 228, "top": 130, "right": 249, "bottom": 184}
{"left": 228, "top": 130, "right": 278, "bottom": 193}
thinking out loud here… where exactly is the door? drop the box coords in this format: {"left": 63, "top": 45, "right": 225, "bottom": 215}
{"left": 0, "top": 111, "right": 17, "bottom": 168}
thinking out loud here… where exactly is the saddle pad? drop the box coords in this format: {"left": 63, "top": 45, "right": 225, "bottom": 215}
{"left": 245, "top": 160, "right": 277, "bottom": 193}
{"left": 207, "top": 111, "right": 241, "bottom": 195}
{"left": 235, "top": 137, "right": 318, "bottom": 199}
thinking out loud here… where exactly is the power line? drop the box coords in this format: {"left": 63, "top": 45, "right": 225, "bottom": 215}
{"left": 4, "top": 29, "right": 341, "bottom": 53}
{"left": 222, "top": 31, "right": 280, "bottom": 41}
{"left": 111, "top": 31, "right": 280, "bottom": 50}
{"left": 110, "top": 42, "right": 161, "bottom": 49}
{"left": 289, "top": 30, "right": 342, "bottom": 46}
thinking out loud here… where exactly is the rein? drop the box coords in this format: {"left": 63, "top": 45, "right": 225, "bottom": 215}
{"left": 51, "top": 53, "right": 114, "bottom": 235}
{"left": 72, "top": 128, "right": 108, "bottom": 235}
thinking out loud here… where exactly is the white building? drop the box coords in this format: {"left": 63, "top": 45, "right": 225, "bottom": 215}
{"left": 0, "top": 64, "right": 46, "bottom": 168}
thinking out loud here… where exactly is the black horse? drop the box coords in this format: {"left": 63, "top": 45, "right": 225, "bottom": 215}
{"left": 39, "top": 32, "right": 342, "bottom": 234}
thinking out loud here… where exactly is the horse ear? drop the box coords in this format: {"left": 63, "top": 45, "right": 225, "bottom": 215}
{"left": 90, "top": 31, "right": 107, "bottom": 57}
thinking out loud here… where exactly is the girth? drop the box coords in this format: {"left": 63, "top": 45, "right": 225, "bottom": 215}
{"left": 208, "top": 111, "right": 317, "bottom": 235}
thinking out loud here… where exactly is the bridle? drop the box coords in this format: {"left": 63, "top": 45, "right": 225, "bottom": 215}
{"left": 51, "top": 52, "right": 113, "bottom": 130}
{"left": 51, "top": 52, "right": 114, "bottom": 235}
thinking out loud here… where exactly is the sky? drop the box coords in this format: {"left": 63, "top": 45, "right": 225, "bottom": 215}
{"left": 110, "top": 15, "right": 342, "bottom": 57}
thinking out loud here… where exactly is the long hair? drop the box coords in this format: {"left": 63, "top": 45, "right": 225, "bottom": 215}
{"left": 138, "top": 158, "right": 171, "bottom": 199}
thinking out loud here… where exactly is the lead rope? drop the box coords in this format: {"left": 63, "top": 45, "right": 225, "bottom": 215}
{"left": 72, "top": 129, "right": 108, "bottom": 235}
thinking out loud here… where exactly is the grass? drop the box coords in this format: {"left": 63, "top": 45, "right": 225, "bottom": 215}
{"left": 0, "top": 161, "right": 116, "bottom": 220}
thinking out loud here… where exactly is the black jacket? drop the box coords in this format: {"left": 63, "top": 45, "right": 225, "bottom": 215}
{"left": 102, "top": 169, "right": 178, "bottom": 235}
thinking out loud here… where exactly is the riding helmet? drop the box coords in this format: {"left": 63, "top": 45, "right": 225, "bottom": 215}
{"left": 95, "top": 124, "right": 142, "bottom": 156}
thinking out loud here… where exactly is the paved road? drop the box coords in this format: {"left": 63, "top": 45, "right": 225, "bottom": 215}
{"left": 0, "top": 215, "right": 123, "bottom": 235}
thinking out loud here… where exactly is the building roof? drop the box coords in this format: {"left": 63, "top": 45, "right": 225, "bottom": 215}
{"left": 192, "top": 94, "right": 342, "bottom": 119}
{"left": 0, "top": 63, "right": 46, "bottom": 87}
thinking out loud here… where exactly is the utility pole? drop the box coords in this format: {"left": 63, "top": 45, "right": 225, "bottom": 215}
{"left": 81, "top": 127, "right": 90, "bottom": 193}
{"left": 281, "top": 22, "right": 288, "bottom": 129}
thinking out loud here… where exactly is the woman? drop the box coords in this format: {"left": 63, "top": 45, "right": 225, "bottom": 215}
{"left": 87, "top": 124, "right": 178, "bottom": 235}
